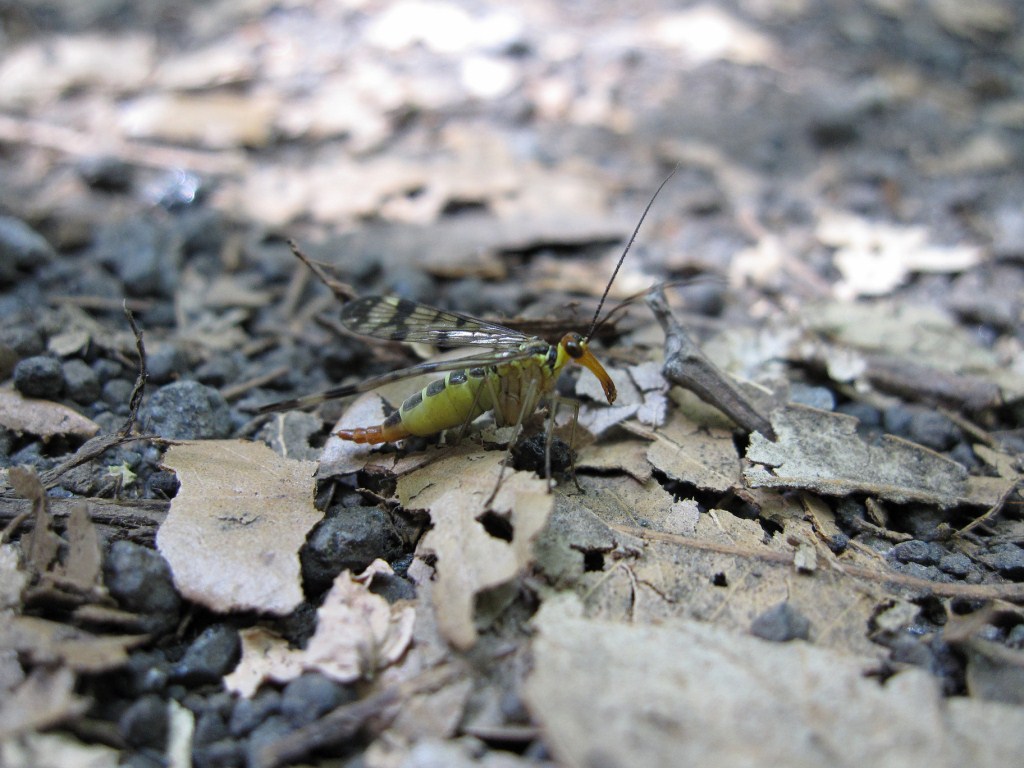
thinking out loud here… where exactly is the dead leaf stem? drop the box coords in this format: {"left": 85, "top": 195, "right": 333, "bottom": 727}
{"left": 612, "top": 523, "right": 1024, "bottom": 603}
{"left": 645, "top": 285, "right": 775, "bottom": 440}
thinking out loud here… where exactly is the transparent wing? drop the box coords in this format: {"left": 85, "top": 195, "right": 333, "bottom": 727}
{"left": 341, "top": 296, "right": 535, "bottom": 349}
{"left": 257, "top": 347, "right": 541, "bottom": 413}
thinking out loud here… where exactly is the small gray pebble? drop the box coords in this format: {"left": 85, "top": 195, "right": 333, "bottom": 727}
{"left": 104, "top": 541, "right": 181, "bottom": 629}
{"left": 172, "top": 624, "right": 241, "bottom": 685}
{"left": 119, "top": 694, "right": 169, "bottom": 750}
{"left": 979, "top": 543, "right": 1024, "bottom": 579}
{"left": 13, "top": 355, "right": 64, "bottom": 399}
{"left": 143, "top": 380, "right": 232, "bottom": 439}
{"left": 230, "top": 690, "right": 281, "bottom": 738}
{"left": 907, "top": 410, "right": 960, "bottom": 451}
{"left": 0, "top": 215, "right": 55, "bottom": 283}
{"left": 301, "top": 507, "right": 405, "bottom": 593}
{"left": 889, "top": 540, "right": 941, "bottom": 566}
{"left": 102, "top": 378, "right": 136, "bottom": 413}
{"left": 788, "top": 384, "right": 835, "bottom": 411}
{"left": 938, "top": 552, "right": 973, "bottom": 577}
{"left": 751, "top": 601, "right": 811, "bottom": 642}
{"left": 62, "top": 359, "right": 101, "bottom": 404}
{"left": 280, "top": 673, "right": 353, "bottom": 727}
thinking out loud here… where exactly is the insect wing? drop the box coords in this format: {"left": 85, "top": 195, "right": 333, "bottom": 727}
{"left": 341, "top": 296, "right": 534, "bottom": 349}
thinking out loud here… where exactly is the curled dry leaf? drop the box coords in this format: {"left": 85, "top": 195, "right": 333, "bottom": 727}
{"left": 744, "top": 404, "right": 968, "bottom": 507}
{"left": 224, "top": 560, "right": 415, "bottom": 697}
{"left": 0, "top": 389, "right": 100, "bottom": 440}
{"left": 398, "top": 448, "right": 553, "bottom": 650}
{"left": 157, "top": 440, "right": 321, "bottom": 616}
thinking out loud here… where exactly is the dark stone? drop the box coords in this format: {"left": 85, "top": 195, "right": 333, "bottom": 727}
{"left": 245, "top": 715, "right": 294, "bottom": 768}
{"left": 13, "top": 355, "right": 64, "bottom": 399}
{"left": 194, "top": 739, "right": 245, "bottom": 768}
{"left": 887, "top": 560, "right": 952, "bottom": 582}
{"left": 148, "top": 344, "right": 190, "bottom": 384}
{"left": 78, "top": 154, "right": 134, "bottom": 191}
{"left": 143, "top": 380, "right": 233, "bottom": 439}
{"left": 119, "top": 694, "right": 169, "bottom": 750}
{"left": 301, "top": 506, "right": 405, "bottom": 593}
{"left": 171, "top": 625, "right": 241, "bottom": 685}
{"left": 751, "top": 601, "right": 811, "bottom": 642}
{"left": 0, "top": 215, "right": 55, "bottom": 284}
{"left": 882, "top": 405, "right": 913, "bottom": 438}
{"left": 0, "top": 325, "right": 45, "bottom": 357}
{"left": 836, "top": 400, "right": 882, "bottom": 427}
{"left": 104, "top": 541, "right": 181, "bottom": 630}
{"left": 788, "top": 384, "right": 835, "bottom": 411}
{"left": 195, "top": 352, "right": 243, "bottom": 388}
{"left": 146, "top": 469, "right": 181, "bottom": 499}
{"left": 62, "top": 358, "right": 102, "bottom": 404}
{"left": 93, "top": 215, "right": 182, "bottom": 298}
{"left": 102, "top": 378, "right": 136, "bottom": 413}
{"left": 194, "top": 709, "right": 230, "bottom": 746}
{"left": 938, "top": 552, "right": 974, "bottom": 577}
{"left": 369, "top": 571, "right": 417, "bottom": 603}
{"left": 979, "top": 543, "right": 1024, "bottom": 579}
{"left": 123, "top": 650, "right": 171, "bottom": 695}
{"left": 889, "top": 540, "right": 943, "bottom": 566}
{"left": 907, "top": 410, "right": 961, "bottom": 451}
{"left": 280, "top": 673, "right": 354, "bottom": 727}
{"left": 229, "top": 690, "right": 281, "bottom": 737}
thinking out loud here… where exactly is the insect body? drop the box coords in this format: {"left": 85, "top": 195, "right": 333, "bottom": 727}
{"left": 259, "top": 296, "right": 616, "bottom": 444}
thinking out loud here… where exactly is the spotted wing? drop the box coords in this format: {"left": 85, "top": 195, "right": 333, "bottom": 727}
{"left": 257, "top": 347, "right": 540, "bottom": 413}
{"left": 341, "top": 296, "right": 535, "bottom": 349}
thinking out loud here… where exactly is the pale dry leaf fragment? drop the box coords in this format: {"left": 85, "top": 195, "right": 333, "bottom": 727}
{"left": 0, "top": 667, "right": 88, "bottom": 740}
{"left": 399, "top": 449, "right": 553, "bottom": 650}
{"left": 0, "top": 388, "right": 100, "bottom": 439}
{"left": 222, "top": 627, "right": 300, "bottom": 698}
{"left": 817, "top": 210, "right": 982, "bottom": 298}
{"left": 647, "top": 411, "right": 741, "bottom": 493}
{"left": 303, "top": 559, "right": 416, "bottom": 683}
{"left": 157, "top": 440, "right": 321, "bottom": 615}
{"left": 224, "top": 561, "right": 415, "bottom": 697}
{"left": 744, "top": 404, "right": 968, "bottom": 507}
{"left": 0, "top": 731, "right": 119, "bottom": 768}
{"left": 524, "top": 596, "right": 1024, "bottom": 768}
{"left": 0, "top": 544, "right": 28, "bottom": 610}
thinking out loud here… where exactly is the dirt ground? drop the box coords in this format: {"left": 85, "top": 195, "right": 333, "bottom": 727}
{"left": 1, "top": 1, "right": 1023, "bottom": 767}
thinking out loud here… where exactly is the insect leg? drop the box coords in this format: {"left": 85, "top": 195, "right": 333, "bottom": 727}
{"left": 485, "top": 376, "right": 540, "bottom": 509}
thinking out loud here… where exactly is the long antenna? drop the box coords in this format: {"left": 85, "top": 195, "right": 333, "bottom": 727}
{"left": 585, "top": 167, "right": 676, "bottom": 340}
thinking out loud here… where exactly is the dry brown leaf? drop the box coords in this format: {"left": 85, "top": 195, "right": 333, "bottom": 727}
{"left": 10, "top": 466, "right": 62, "bottom": 576}
{"left": 398, "top": 448, "right": 553, "bottom": 650}
{"left": 0, "top": 389, "right": 100, "bottom": 439}
{"left": 647, "top": 410, "right": 741, "bottom": 492}
{"left": 57, "top": 504, "right": 102, "bottom": 591}
{"left": 224, "top": 560, "right": 415, "bottom": 697}
{"left": 0, "top": 615, "right": 144, "bottom": 673}
{"left": 524, "top": 597, "right": 1024, "bottom": 768}
{"left": 0, "top": 667, "right": 89, "bottom": 740}
{"left": 553, "top": 479, "right": 884, "bottom": 657}
{"left": 576, "top": 438, "right": 653, "bottom": 483}
{"left": 744, "top": 404, "right": 968, "bottom": 507}
{"left": 157, "top": 440, "right": 321, "bottom": 615}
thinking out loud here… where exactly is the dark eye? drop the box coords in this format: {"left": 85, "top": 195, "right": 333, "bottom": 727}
{"left": 564, "top": 334, "right": 584, "bottom": 359}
